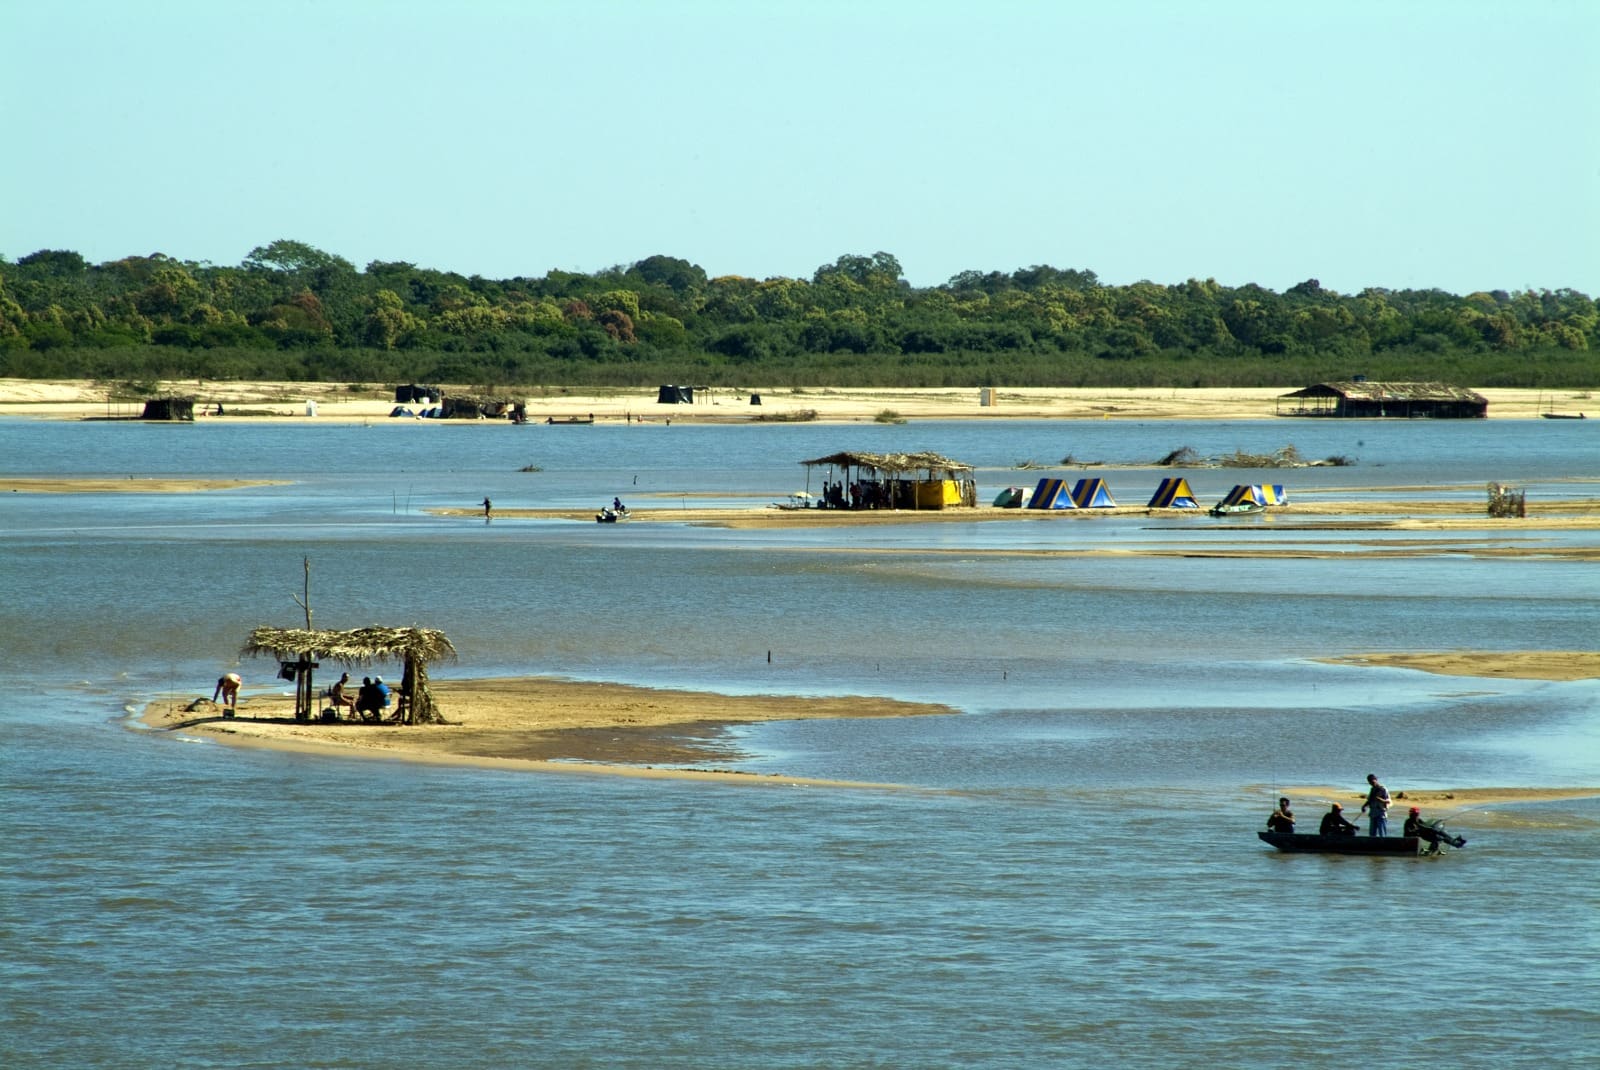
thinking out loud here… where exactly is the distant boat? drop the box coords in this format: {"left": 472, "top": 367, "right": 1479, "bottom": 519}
{"left": 1540, "top": 412, "right": 1586, "bottom": 420}
{"left": 546, "top": 415, "right": 595, "bottom": 425}
{"left": 1258, "top": 825, "right": 1464, "bottom": 855}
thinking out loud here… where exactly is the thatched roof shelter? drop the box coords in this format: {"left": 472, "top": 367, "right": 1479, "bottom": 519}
{"left": 242, "top": 625, "right": 457, "bottom": 724}
{"left": 801, "top": 450, "right": 973, "bottom": 475}
{"left": 801, "top": 451, "right": 977, "bottom": 509}
{"left": 1277, "top": 381, "right": 1488, "bottom": 418}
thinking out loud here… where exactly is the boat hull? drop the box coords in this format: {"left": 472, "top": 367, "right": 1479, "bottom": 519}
{"left": 1258, "top": 831, "right": 1422, "bottom": 854}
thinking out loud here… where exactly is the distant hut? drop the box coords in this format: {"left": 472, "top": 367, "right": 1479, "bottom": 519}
{"left": 141, "top": 395, "right": 195, "bottom": 421}
{"left": 440, "top": 394, "right": 522, "bottom": 419}
{"left": 1276, "top": 382, "right": 1488, "bottom": 418}
{"left": 801, "top": 450, "right": 977, "bottom": 510}
{"left": 242, "top": 625, "right": 457, "bottom": 724}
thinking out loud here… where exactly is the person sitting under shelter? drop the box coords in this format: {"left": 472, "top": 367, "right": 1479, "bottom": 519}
{"left": 329, "top": 672, "right": 357, "bottom": 716}
{"left": 1266, "top": 797, "right": 1295, "bottom": 834}
{"left": 355, "top": 677, "right": 381, "bottom": 721}
{"left": 1319, "top": 803, "right": 1358, "bottom": 837}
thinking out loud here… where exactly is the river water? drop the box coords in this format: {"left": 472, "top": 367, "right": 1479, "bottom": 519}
{"left": 2, "top": 415, "right": 1597, "bottom": 1068}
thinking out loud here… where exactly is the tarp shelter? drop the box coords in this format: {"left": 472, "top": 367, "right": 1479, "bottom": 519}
{"left": 800, "top": 450, "right": 977, "bottom": 510}
{"left": 657, "top": 385, "right": 695, "bottom": 404}
{"left": 141, "top": 396, "right": 195, "bottom": 421}
{"left": 993, "top": 486, "right": 1025, "bottom": 508}
{"left": 395, "top": 384, "right": 441, "bottom": 404}
{"left": 1148, "top": 477, "right": 1199, "bottom": 508}
{"left": 1026, "top": 478, "right": 1077, "bottom": 510}
{"left": 241, "top": 624, "right": 457, "bottom": 725}
{"left": 1071, "top": 478, "right": 1117, "bottom": 508}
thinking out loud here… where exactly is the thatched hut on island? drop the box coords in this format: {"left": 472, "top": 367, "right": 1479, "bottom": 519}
{"left": 440, "top": 394, "right": 524, "bottom": 420}
{"left": 140, "top": 395, "right": 196, "bottom": 421}
{"left": 801, "top": 450, "right": 977, "bottom": 510}
{"left": 242, "top": 625, "right": 457, "bottom": 724}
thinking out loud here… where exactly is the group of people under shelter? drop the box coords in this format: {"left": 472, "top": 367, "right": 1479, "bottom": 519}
{"left": 1265, "top": 773, "right": 1455, "bottom": 846}
{"left": 815, "top": 480, "right": 893, "bottom": 510}
{"left": 328, "top": 672, "right": 392, "bottom": 722}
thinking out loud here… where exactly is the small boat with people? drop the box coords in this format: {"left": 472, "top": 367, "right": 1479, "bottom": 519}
{"left": 1256, "top": 830, "right": 1462, "bottom": 855}
{"left": 1260, "top": 789, "right": 1466, "bottom": 855}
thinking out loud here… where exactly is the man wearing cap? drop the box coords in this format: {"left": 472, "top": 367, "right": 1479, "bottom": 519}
{"left": 374, "top": 676, "right": 390, "bottom": 713}
{"left": 1403, "top": 806, "right": 1437, "bottom": 844}
{"left": 1359, "top": 773, "right": 1391, "bottom": 836}
{"left": 1320, "top": 802, "right": 1358, "bottom": 837}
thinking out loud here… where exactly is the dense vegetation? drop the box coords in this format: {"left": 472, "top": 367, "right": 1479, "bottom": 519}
{"left": 2, "top": 241, "right": 1595, "bottom": 388}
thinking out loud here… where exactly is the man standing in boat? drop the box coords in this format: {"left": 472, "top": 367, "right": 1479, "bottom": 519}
{"left": 1360, "top": 773, "right": 1391, "bottom": 837}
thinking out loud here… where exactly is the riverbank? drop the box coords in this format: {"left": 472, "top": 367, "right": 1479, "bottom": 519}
{"left": 2, "top": 378, "right": 1592, "bottom": 423}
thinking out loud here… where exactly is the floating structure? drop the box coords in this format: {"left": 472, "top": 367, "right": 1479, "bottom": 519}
{"left": 1026, "top": 478, "right": 1078, "bottom": 510}
{"left": 242, "top": 624, "right": 457, "bottom": 724}
{"left": 801, "top": 451, "right": 976, "bottom": 510}
{"left": 1148, "top": 477, "right": 1200, "bottom": 509}
{"left": 1071, "top": 478, "right": 1116, "bottom": 508}
{"left": 1277, "top": 381, "right": 1488, "bottom": 419}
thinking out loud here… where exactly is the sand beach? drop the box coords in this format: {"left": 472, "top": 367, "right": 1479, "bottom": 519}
{"left": 0, "top": 378, "right": 1592, "bottom": 425}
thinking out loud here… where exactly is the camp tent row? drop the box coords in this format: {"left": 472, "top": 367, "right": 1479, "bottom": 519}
{"left": 1021, "top": 477, "right": 1283, "bottom": 512}
{"left": 1025, "top": 478, "right": 1118, "bottom": 509}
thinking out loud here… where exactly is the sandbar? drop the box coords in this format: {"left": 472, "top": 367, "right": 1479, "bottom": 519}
{"left": 1323, "top": 649, "right": 1600, "bottom": 681}
{"left": 140, "top": 675, "right": 956, "bottom": 789}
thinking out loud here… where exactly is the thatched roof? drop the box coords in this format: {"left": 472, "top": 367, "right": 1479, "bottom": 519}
{"left": 242, "top": 625, "right": 457, "bottom": 665}
{"left": 1280, "top": 381, "right": 1487, "bottom": 403}
{"left": 801, "top": 450, "right": 973, "bottom": 474}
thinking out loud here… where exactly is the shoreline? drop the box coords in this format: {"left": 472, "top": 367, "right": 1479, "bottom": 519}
{"left": 2, "top": 379, "right": 1593, "bottom": 424}
{"left": 138, "top": 653, "right": 1600, "bottom": 799}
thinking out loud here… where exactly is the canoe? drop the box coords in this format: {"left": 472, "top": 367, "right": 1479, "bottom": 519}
{"left": 1258, "top": 831, "right": 1424, "bottom": 854}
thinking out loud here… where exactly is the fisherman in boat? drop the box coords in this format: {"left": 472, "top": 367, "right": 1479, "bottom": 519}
{"left": 1360, "top": 773, "right": 1391, "bottom": 836}
{"left": 1402, "top": 806, "right": 1438, "bottom": 844}
{"left": 1319, "top": 803, "right": 1358, "bottom": 837}
{"left": 1265, "top": 797, "right": 1295, "bottom": 834}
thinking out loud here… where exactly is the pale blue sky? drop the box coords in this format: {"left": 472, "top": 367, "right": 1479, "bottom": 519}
{"left": 4, "top": 0, "right": 1596, "bottom": 294}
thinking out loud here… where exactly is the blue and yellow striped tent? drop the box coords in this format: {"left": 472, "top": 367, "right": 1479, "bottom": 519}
{"left": 1071, "top": 478, "right": 1116, "bottom": 508}
{"left": 1214, "top": 484, "right": 1289, "bottom": 509}
{"left": 1148, "top": 477, "right": 1199, "bottom": 508}
{"left": 1026, "top": 478, "right": 1077, "bottom": 509}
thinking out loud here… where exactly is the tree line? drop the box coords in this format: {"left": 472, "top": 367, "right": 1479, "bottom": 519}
{"left": 1, "top": 240, "right": 1595, "bottom": 389}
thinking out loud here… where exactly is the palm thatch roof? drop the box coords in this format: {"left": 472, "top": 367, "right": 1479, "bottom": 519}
{"left": 1280, "top": 381, "right": 1487, "bottom": 403}
{"left": 801, "top": 450, "right": 973, "bottom": 474}
{"left": 242, "top": 625, "right": 457, "bottom": 666}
